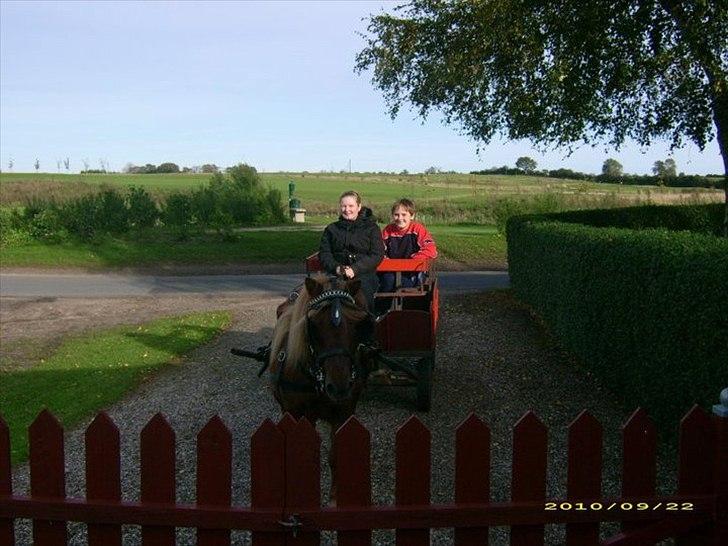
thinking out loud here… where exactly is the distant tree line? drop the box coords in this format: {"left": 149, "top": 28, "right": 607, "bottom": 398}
{"left": 471, "top": 156, "right": 721, "bottom": 189}
{"left": 122, "top": 162, "right": 220, "bottom": 174}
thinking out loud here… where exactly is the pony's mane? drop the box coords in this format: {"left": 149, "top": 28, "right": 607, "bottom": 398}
{"left": 269, "top": 274, "right": 324, "bottom": 369}
{"left": 269, "top": 274, "right": 369, "bottom": 371}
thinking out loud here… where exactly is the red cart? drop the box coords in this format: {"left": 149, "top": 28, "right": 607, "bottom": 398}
{"left": 306, "top": 254, "right": 439, "bottom": 411}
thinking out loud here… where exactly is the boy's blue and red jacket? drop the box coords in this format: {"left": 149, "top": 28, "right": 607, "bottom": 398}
{"left": 381, "top": 221, "right": 438, "bottom": 259}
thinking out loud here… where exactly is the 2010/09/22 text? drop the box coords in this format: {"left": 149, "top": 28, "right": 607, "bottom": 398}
{"left": 544, "top": 502, "right": 693, "bottom": 511}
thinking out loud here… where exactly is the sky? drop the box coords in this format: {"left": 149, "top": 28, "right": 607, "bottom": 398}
{"left": 0, "top": 0, "right": 724, "bottom": 175}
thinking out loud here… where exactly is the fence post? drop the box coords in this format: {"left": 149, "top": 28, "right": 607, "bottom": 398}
{"left": 566, "top": 411, "right": 602, "bottom": 546}
{"left": 86, "top": 412, "right": 121, "bottom": 546}
{"left": 336, "top": 416, "right": 371, "bottom": 546}
{"left": 396, "top": 415, "right": 431, "bottom": 546}
{"left": 196, "top": 415, "right": 232, "bottom": 546}
{"left": 140, "top": 413, "right": 176, "bottom": 546}
{"left": 511, "top": 411, "right": 547, "bottom": 546}
{"left": 279, "top": 415, "right": 320, "bottom": 546}
{"left": 455, "top": 413, "right": 490, "bottom": 546}
{"left": 711, "top": 388, "right": 728, "bottom": 545}
{"left": 251, "top": 419, "right": 285, "bottom": 546}
{"left": 29, "top": 410, "right": 67, "bottom": 545}
{"left": 621, "top": 408, "right": 656, "bottom": 534}
{"left": 0, "top": 415, "right": 13, "bottom": 546}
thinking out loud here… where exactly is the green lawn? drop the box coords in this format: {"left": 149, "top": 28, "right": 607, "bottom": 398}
{"left": 0, "top": 311, "right": 232, "bottom": 464}
{"left": 0, "top": 224, "right": 507, "bottom": 269}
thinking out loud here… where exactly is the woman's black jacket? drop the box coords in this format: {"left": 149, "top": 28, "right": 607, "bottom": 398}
{"left": 319, "top": 207, "right": 384, "bottom": 276}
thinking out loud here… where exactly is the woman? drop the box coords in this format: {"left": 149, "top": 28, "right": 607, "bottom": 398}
{"left": 319, "top": 190, "right": 384, "bottom": 310}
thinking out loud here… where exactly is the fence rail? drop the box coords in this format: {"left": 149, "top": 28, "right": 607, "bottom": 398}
{"left": 1, "top": 396, "right": 726, "bottom": 546}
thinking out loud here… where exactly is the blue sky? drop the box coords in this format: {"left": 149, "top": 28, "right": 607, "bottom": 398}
{"left": 1, "top": 0, "right": 724, "bottom": 175}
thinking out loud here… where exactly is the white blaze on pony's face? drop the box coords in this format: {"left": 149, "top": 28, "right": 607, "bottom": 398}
{"left": 339, "top": 196, "right": 361, "bottom": 221}
{"left": 303, "top": 277, "right": 369, "bottom": 402}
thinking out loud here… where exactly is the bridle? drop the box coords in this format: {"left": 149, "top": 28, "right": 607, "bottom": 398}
{"left": 304, "top": 289, "right": 366, "bottom": 395}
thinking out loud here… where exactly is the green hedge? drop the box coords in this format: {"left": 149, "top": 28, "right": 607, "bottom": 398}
{"left": 506, "top": 204, "right": 728, "bottom": 432}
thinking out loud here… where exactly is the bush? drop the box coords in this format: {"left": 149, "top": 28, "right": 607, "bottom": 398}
{"left": 28, "top": 208, "right": 67, "bottom": 242}
{"left": 60, "top": 194, "right": 101, "bottom": 240}
{"left": 126, "top": 186, "right": 159, "bottom": 229}
{"left": 506, "top": 204, "right": 728, "bottom": 434}
{"left": 57, "top": 188, "right": 128, "bottom": 240}
{"left": 97, "top": 189, "right": 129, "bottom": 234}
{"left": 0, "top": 208, "right": 33, "bottom": 246}
{"left": 163, "top": 192, "right": 193, "bottom": 239}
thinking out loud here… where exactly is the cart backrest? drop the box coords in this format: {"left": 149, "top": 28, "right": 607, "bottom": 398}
{"left": 305, "top": 252, "right": 431, "bottom": 275}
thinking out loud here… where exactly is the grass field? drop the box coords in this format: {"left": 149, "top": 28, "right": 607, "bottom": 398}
{"left": 0, "top": 310, "right": 232, "bottom": 464}
{"left": 1, "top": 171, "right": 722, "bottom": 214}
{"left": 1, "top": 171, "right": 721, "bottom": 269}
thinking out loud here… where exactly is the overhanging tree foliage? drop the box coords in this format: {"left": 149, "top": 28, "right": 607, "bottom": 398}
{"left": 356, "top": 0, "right": 728, "bottom": 233}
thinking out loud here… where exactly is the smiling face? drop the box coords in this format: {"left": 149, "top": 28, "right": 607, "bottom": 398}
{"left": 391, "top": 205, "right": 414, "bottom": 230}
{"left": 339, "top": 196, "right": 362, "bottom": 221}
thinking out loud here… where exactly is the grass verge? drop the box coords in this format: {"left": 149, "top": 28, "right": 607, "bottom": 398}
{"left": 0, "top": 310, "right": 232, "bottom": 464}
{"left": 0, "top": 225, "right": 508, "bottom": 269}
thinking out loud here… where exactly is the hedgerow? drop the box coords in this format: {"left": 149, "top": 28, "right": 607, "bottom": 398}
{"left": 3, "top": 164, "right": 287, "bottom": 244}
{"left": 506, "top": 204, "right": 728, "bottom": 433}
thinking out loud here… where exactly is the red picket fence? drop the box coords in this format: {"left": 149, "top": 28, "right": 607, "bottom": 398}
{"left": 1, "top": 404, "right": 726, "bottom": 545}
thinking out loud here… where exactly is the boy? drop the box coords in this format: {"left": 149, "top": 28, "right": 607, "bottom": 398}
{"left": 379, "top": 198, "right": 437, "bottom": 292}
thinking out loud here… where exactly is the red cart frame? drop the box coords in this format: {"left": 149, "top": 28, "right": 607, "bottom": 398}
{"left": 306, "top": 254, "right": 439, "bottom": 410}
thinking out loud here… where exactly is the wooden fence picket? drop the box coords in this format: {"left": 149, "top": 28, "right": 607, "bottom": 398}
{"left": 140, "top": 413, "right": 175, "bottom": 546}
{"left": 395, "top": 415, "right": 431, "bottom": 546}
{"left": 279, "top": 415, "right": 320, "bottom": 546}
{"left": 29, "top": 409, "right": 66, "bottom": 546}
{"left": 196, "top": 416, "right": 233, "bottom": 546}
{"left": 335, "top": 416, "right": 372, "bottom": 546}
{"left": 566, "top": 411, "right": 602, "bottom": 546}
{"left": 0, "top": 415, "right": 13, "bottom": 546}
{"left": 85, "top": 412, "right": 121, "bottom": 546}
{"left": 1, "top": 402, "right": 725, "bottom": 544}
{"left": 677, "top": 405, "right": 715, "bottom": 546}
{"left": 510, "top": 411, "right": 547, "bottom": 546}
{"left": 621, "top": 408, "right": 656, "bottom": 535}
{"left": 251, "top": 419, "right": 285, "bottom": 546}
{"left": 455, "top": 413, "right": 490, "bottom": 546}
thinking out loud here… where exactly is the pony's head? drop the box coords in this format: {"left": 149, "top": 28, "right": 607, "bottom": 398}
{"left": 300, "top": 275, "right": 372, "bottom": 402}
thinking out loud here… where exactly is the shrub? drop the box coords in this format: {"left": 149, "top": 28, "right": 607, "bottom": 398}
{"left": 0, "top": 208, "right": 33, "bottom": 246}
{"left": 126, "top": 186, "right": 159, "bottom": 229}
{"left": 53, "top": 189, "right": 127, "bottom": 240}
{"left": 28, "top": 208, "right": 67, "bottom": 242}
{"left": 97, "top": 189, "right": 129, "bottom": 234}
{"left": 60, "top": 194, "right": 101, "bottom": 240}
{"left": 190, "top": 186, "right": 218, "bottom": 227}
{"left": 163, "top": 192, "right": 193, "bottom": 239}
{"left": 506, "top": 204, "right": 728, "bottom": 434}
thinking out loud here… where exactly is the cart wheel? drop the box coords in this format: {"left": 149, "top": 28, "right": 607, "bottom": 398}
{"left": 416, "top": 355, "right": 434, "bottom": 412}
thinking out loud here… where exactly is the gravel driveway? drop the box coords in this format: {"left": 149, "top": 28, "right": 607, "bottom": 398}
{"left": 8, "top": 290, "right": 678, "bottom": 545}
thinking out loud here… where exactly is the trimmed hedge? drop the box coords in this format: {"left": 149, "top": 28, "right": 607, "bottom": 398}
{"left": 506, "top": 204, "right": 728, "bottom": 433}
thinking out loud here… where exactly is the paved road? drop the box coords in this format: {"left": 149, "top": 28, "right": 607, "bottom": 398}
{"left": 0, "top": 271, "right": 509, "bottom": 297}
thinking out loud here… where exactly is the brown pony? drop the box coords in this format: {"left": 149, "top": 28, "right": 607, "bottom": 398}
{"left": 268, "top": 274, "right": 373, "bottom": 499}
